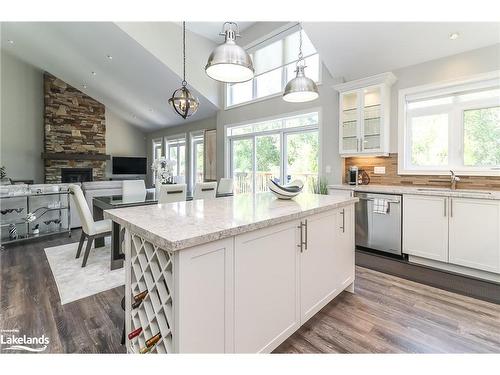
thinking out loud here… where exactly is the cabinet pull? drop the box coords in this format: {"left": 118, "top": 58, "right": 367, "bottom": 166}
{"left": 297, "top": 222, "right": 305, "bottom": 252}
{"left": 444, "top": 199, "right": 447, "bottom": 217}
{"left": 450, "top": 198, "right": 453, "bottom": 218}
{"left": 304, "top": 219, "right": 308, "bottom": 250}
{"left": 340, "top": 209, "right": 345, "bottom": 233}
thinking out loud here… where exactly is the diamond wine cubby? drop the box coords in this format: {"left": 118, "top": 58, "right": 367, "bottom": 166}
{"left": 128, "top": 233, "right": 174, "bottom": 354}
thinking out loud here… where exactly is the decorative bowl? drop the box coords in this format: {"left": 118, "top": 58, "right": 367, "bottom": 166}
{"left": 267, "top": 179, "right": 304, "bottom": 200}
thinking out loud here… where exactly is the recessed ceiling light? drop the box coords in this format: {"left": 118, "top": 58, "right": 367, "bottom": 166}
{"left": 7, "top": 39, "right": 14, "bottom": 45}
{"left": 82, "top": 84, "right": 87, "bottom": 89}
{"left": 91, "top": 71, "right": 97, "bottom": 76}
{"left": 449, "top": 32, "right": 459, "bottom": 40}
{"left": 106, "top": 55, "right": 113, "bottom": 60}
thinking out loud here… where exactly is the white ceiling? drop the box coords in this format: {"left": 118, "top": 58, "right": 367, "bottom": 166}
{"left": 185, "top": 22, "right": 255, "bottom": 42}
{"left": 1, "top": 22, "right": 219, "bottom": 131}
{"left": 303, "top": 22, "right": 500, "bottom": 81}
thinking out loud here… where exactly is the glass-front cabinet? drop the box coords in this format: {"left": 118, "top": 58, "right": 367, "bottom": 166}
{"left": 335, "top": 72, "right": 396, "bottom": 156}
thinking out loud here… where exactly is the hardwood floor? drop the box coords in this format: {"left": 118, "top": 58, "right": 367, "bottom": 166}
{"left": 275, "top": 267, "right": 500, "bottom": 353}
{"left": 0, "top": 230, "right": 125, "bottom": 354}
{"left": 1, "top": 231, "right": 499, "bottom": 353}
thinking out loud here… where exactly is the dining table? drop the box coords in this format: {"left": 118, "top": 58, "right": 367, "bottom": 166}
{"left": 92, "top": 192, "right": 234, "bottom": 270}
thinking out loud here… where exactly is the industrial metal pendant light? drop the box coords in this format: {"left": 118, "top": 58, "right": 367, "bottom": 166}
{"left": 205, "top": 22, "right": 254, "bottom": 83}
{"left": 169, "top": 21, "right": 199, "bottom": 119}
{"left": 283, "top": 25, "right": 319, "bottom": 103}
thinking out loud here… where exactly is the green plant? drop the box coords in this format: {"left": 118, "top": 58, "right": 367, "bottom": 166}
{"left": 311, "top": 177, "right": 329, "bottom": 195}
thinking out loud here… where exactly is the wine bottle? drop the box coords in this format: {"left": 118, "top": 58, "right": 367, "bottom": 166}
{"left": 139, "top": 333, "right": 161, "bottom": 353}
{"left": 127, "top": 327, "right": 142, "bottom": 340}
{"left": 132, "top": 290, "right": 148, "bottom": 309}
{"left": 133, "top": 290, "right": 148, "bottom": 302}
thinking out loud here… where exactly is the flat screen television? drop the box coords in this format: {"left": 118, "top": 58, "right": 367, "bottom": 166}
{"left": 112, "top": 157, "right": 147, "bottom": 175}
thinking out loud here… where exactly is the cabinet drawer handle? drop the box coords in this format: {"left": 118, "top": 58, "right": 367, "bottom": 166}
{"left": 450, "top": 198, "right": 453, "bottom": 218}
{"left": 297, "top": 222, "right": 306, "bottom": 252}
{"left": 340, "top": 209, "right": 345, "bottom": 233}
{"left": 444, "top": 199, "right": 447, "bottom": 217}
{"left": 304, "top": 219, "right": 308, "bottom": 250}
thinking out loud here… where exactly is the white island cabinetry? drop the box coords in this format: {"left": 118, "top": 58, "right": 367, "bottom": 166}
{"left": 106, "top": 193, "right": 357, "bottom": 354}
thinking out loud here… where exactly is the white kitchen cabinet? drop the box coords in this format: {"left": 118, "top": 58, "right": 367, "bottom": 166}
{"left": 233, "top": 220, "right": 300, "bottom": 353}
{"left": 333, "top": 72, "right": 396, "bottom": 157}
{"left": 333, "top": 205, "right": 355, "bottom": 290}
{"left": 328, "top": 187, "right": 354, "bottom": 199}
{"left": 448, "top": 198, "right": 500, "bottom": 273}
{"left": 300, "top": 207, "right": 355, "bottom": 322}
{"left": 403, "top": 195, "right": 449, "bottom": 262}
{"left": 300, "top": 211, "right": 337, "bottom": 322}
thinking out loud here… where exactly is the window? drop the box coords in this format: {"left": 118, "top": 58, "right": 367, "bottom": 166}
{"left": 152, "top": 138, "right": 163, "bottom": 182}
{"left": 190, "top": 131, "right": 204, "bottom": 189}
{"left": 226, "top": 111, "right": 320, "bottom": 193}
{"left": 166, "top": 135, "right": 186, "bottom": 181}
{"left": 399, "top": 72, "right": 500, "bottom": 175}
{"left": 225, "top": 28, "right": 320, "bottom": 108}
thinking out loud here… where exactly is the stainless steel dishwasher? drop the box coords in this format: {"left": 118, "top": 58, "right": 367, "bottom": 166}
{"left": 354, "top": 192, "right": 402, "bottom": 256}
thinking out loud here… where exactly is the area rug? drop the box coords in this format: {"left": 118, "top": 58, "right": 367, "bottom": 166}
{"left": 44, "top": 238, "right": 125, "bottom": 305}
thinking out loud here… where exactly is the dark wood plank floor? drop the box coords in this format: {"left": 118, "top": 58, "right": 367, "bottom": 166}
{"left": 1, "top": 231, "right": 499, "bottom": 353}
{"left": 0, "top": 230, "right": 125, "bottom": 354}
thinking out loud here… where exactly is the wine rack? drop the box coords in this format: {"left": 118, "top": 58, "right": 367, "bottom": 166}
{"left": 128, "top": 233, "right": 174, "bottom": 354}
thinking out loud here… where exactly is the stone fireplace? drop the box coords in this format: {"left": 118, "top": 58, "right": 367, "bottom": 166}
{"left": 43, "top": 73, "right": 108, "bottom": 183}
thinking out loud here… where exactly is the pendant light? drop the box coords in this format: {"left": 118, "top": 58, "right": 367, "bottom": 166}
{"left": 283, "top": 25, "right": 319, "bottom": 103}
{"left": 205, "top": 22, "right": 254, "bottom": 83}
{"left": 168, "top": 21, "right": 199, "bottom": 119}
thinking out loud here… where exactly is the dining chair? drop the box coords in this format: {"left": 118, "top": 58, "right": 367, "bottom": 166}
{"left": 193, "top": 182, "right": 218, "bottom": 200}
{"left": 69, "top": 185, "right": 112, "bottom": 267}
{"left": 158, "top": 184, "right": 187, "bottom": 204}
{"left": 217, "top": 178, "right": 234, "bottom": 194}
{"left": 122, "top": 180, "right": 146, "bottom": 202}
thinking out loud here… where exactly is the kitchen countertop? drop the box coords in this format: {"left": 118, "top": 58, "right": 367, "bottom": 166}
{"left": 104, "top": 192, "right": 358, "bottom": 252}
{"left": 328, "top": 184, "right": 500, "bottom": 200}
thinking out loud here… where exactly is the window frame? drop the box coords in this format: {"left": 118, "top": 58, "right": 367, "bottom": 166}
{"left": 224, "top": 108, "right": 322, "bottom": 193}
{"left": 398, "top": 70, "right": 500, "bottom": 176}
{"left": 189, "top": 130, "right": 205, "bottom": 192}
{"left": 165, "top": 133, "right": 187, "bottom": 179}
{"left": 151, "top": 137, "right": 164, "bottom": 184}
{"left": 224, "top": 25, "right": 322, "bottom": 110}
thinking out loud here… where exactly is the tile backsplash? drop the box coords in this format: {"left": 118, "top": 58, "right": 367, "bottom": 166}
{"left": 343, "top": 154, "right": 500, "bottom": 191}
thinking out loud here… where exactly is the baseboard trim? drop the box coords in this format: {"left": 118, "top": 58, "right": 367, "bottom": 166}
{"left": 355, "top": 248, "right": 500, "bottom": 305}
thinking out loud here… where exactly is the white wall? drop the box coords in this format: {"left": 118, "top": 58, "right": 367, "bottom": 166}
{"left": 105, "top": 108, "right": 148, "bottom": 177}
{"left": 389, "top": 43, "right": 500, "bottom": 152}
{"left": 0, "top": 50, "right": 44, "bottom": 183}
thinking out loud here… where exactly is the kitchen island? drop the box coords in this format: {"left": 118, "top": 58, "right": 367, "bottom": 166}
{"left": 105, "top": 192, "right": 358, "bottom": 353}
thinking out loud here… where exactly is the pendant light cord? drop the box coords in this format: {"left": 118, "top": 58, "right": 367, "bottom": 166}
{"left": 182, "top": 21, "right": 187, "bottom": 87}
{"left": 297, "top": 24, "right": 304, "bottom": 67}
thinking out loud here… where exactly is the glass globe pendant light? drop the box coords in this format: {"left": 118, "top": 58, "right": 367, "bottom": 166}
{"left": 169, "top": 21, "right": 199, "bottom": 119}
{"left": 205, "top": 22, "right": 254, "bottom": 83}
{"left": 283, "top": 25, "right": 319, "bottom": 103}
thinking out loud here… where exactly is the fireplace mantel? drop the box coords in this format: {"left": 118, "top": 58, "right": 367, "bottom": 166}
{"left": 41, "top": 153, "right": 111, "bottom": 161}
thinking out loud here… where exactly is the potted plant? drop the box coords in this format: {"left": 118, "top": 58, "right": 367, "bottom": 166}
{"left": 311, "top": 177, "right": 329, "bottom": 195}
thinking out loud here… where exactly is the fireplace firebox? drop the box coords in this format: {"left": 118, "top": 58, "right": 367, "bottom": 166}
{"left": 61, "top": 168, "right": 93, "bottom": 183}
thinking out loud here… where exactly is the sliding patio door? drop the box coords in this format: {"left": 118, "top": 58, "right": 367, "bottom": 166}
{"left": 228, "top": 111, "right": 319, "bottom": 194}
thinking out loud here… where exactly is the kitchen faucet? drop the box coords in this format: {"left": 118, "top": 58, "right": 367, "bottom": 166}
{"left": 450, "top": 170, "right": 460, "bottom": 190}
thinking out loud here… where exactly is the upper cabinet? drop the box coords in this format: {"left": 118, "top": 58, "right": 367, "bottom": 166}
{"left": 333, "top": 72, "right": 397, "bottom": 157}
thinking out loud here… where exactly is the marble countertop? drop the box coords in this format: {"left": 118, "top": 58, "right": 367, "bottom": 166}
{"left": 104, "top": 192, "right": 358, "bottom": 252}
{"left": 327, "top": 184, "right": 500, "bottom": 200}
